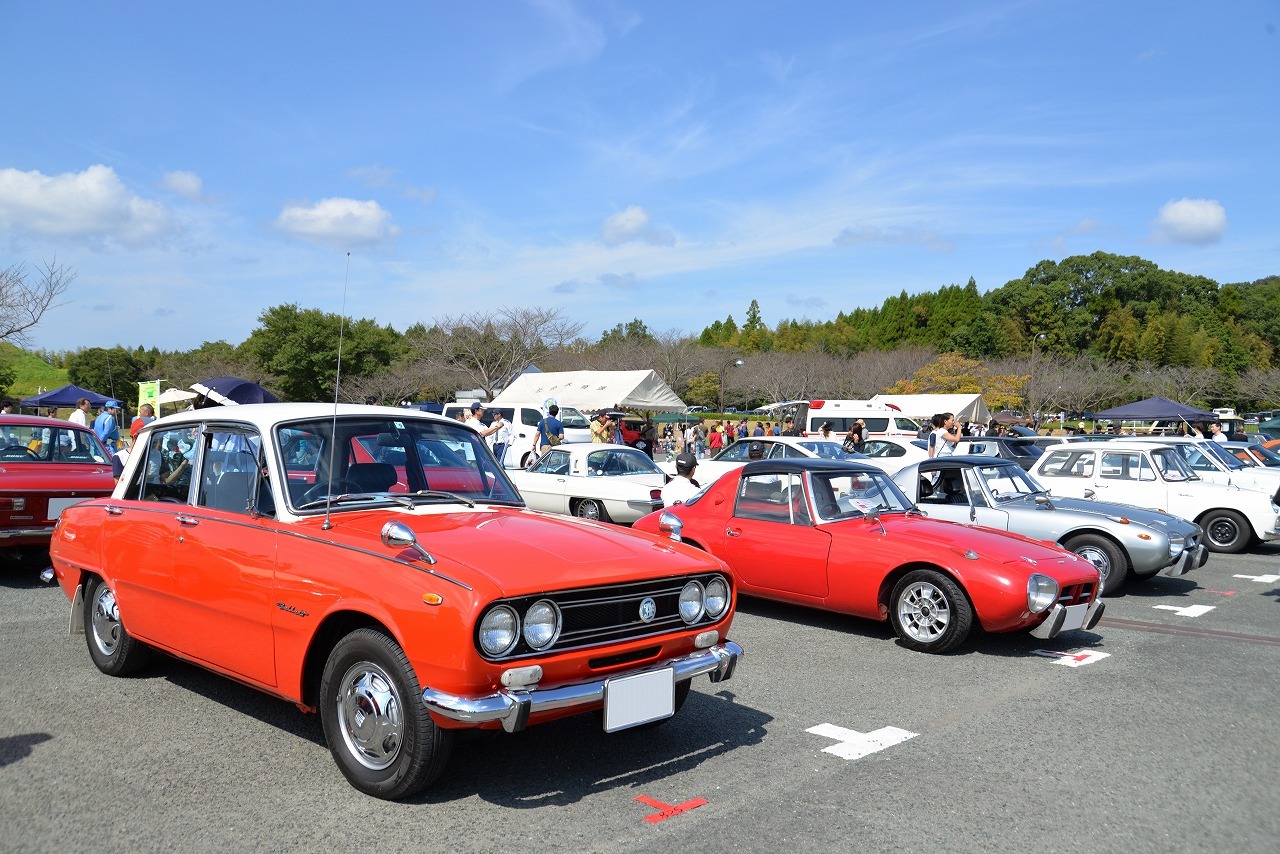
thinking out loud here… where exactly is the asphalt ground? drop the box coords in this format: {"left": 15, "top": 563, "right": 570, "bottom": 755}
{"left": 2, "top": 543, "right": 1277, "bottom": 853}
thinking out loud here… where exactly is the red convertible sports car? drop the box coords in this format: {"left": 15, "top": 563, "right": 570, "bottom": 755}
{"left": 46, "top": 403, "right": 742, "bottom": 800}
{"left": 1, "top": 414, "right": 116, "bottom": 555}
{"left": 633, "top": 459, "right": 1103, "bottom": 654}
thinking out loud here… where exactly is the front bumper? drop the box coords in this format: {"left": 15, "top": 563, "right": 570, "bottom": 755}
{"left": 1029, "top": 599, "right": 1105, "bottom": 639}
{"left": 1164, "top": 543, "right": 1208, "bottom": 577}
{"left": 422, "top": 640, "right": 744, "bottom": 733}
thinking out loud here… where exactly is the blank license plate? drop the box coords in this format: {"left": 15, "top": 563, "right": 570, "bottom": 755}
{"left": 47, "top": 497, "right": 89, "bottom": 520}
{"left": 603, "top": 668, "right": 675, "bottom": 732}
{"left": 1058, "top": 603, "right": 1090, "bottom": 633}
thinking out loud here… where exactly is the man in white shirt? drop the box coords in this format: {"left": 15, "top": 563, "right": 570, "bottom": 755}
{"left": 69, "top": 397, "right": 91, "bottom": 427}
{"left": 464, "top": 402, "right": 500, "bottom": 444}
{"left": 1209, "top": 422, "right": 1229, "bottom": 443}
{"left": 661, "top": 452, "right": 702, "bottom": 507}
{"left": 490, "top": 410, "right": 515, "bottom": 465}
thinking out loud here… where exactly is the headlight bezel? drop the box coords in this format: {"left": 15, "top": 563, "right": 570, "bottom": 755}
{"left": 678, "top": 580, "right": 707, "bottom": 623}
{"left": 478, "top": 604, "right": 521, "bottom": 657}
{"left": 1027, "top": 573, "right": 1059, "bottom": 614}
{"left": 521, "top": 598, "right": 562, "bottom": 651}
{"left": 704, "top": 575, "right": 730, "bottom": 619}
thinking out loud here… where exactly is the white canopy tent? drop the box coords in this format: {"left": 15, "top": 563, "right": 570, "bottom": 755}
{"left": 490, "top": 370, "right": 687, "bottom": 413}
{"left": 870, "top": 393, "right": 991, "bottom": 425}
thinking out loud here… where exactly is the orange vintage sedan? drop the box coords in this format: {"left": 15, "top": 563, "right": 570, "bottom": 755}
{"left": 46, "top": 403, "right": 742, "bottom": 800}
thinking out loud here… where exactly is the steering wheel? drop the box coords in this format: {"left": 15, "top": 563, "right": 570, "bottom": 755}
{"left": 299, "top": 478, "right": 363, "bottom": 504}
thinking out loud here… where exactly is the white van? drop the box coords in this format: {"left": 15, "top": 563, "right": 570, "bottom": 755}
{"left": 798, "top": 400, "right": 921, "bottom": 438}
{"left": 441, "top": 401, "right": 592, "bottom": 468}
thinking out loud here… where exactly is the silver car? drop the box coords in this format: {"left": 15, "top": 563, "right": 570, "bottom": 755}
{"left": 892, "top": 455, "right": 1207, "bottom": 596}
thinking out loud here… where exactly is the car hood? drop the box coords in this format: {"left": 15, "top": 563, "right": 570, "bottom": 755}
{"left": 294, "top": 506, "right": 720, "bottom": 598}
{"left": 874, "top": 513, "right": 1083, "bottom": 568}
{"left": 1006, "top": 494, "right": 1200, "bottom": 536}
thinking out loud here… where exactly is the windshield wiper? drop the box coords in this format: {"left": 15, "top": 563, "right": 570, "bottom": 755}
{"left": 295, "top": 493, "right": 382, "bottom": 511}
{"left": 407, "top": 489, "right": 476, "bottom": 508}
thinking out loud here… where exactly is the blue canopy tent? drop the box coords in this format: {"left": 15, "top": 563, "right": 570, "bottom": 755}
{"left": 1091, "top": 396, "right": 1217, "bottom": 422}
{"left": 19, "top": 383, "right": 113, "bottom": 412}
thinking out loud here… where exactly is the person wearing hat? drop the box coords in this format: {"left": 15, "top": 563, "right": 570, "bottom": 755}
{"left": 781, "top": 415, "right": 799, "bottom": 436}
{"left": 662, "top": 452, "right": 702, "bottom": 507}
{"left": 489, "top": 409, "right": 515, "bottom": 465}
{"left": 464, "top": 402, "right": 501, "bottom": 442}
{"left": 93, "top": 399, "right": 122, "bottom": 453}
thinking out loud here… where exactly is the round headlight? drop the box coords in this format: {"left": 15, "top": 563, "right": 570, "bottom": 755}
{"left": 478, "top": 605, "right": 520, "bottom": 657}
{"left": 1168, "top": 533, "right": 1185, "bottom": 557}
{"left": 679, "top": 580, "right": 706, "bottom": 623}
{"left": 522, "top": 599, "right": 561, "bottom": 650}
{"left": 1026, "top": 573, "right": 1059, "bottom": 614}
{"left": 704, "top": 577, "right": 729, "bottom": 619}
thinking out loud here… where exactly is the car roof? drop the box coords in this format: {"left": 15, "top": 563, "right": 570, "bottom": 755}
{"left": 911, "top": 455, "right": 1022, "bottom": 471}
{"left": 741, "top": 458, "right": 882, "bottom": 476}
{"left": 1035, "top": 440, "right": 1172, "bottom": 452}
{"left": 147, "top": 402, "right": 456, "bottom": 434}
{"left": 0, "top": 414, "right": 95, "bottom": 429}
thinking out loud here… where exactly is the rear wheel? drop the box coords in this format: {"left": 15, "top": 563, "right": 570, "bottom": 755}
{"left": 574, "top": 498, "right": 611, "bottom": 523}
{"left": 1200, "top": 509, "right": 1251, "bottom": 553}
{"left": 320, "top": 628, "right": 452, "bottom": 800}
{"left": 1064, "top": 533, "right": 1128, "bottom": 596}
{"left": 84, "top": 576, "right": 151, "bottom": 676}
{"left": 889, "top": 570, "right": 973, "bottom": 654}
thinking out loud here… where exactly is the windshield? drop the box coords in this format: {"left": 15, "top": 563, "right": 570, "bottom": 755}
{"left": 1151, "top": 447, "right": 1196, "bottom": 482}
{"left": 1199, "top": 440, "right": 1246, "bottom": 470}
{"left": 0, "top": 423, "right": 111, "bottom": 463}
{"left": 277, "top": 415, "right": 521, "bottom": 513}
{"left": 811, "top": 469, "right": 914, "bottom": 521}
{"left": 584, "top": 447, "right": 664, "bottom": 475}
{"left": 797, "top": 440, "right": 865, "bottom": 461}
{"left": 974, "top": 462, "right": 1045, "bottom": 501}
{"left": 558, "top": 407, "right": 589, "bottom": 429}
{"left": 1169, "top": 443, "right": 1228, "bottom": 473}
{"left": 1244, "top": 444, "right": 1280, "bottom": 467}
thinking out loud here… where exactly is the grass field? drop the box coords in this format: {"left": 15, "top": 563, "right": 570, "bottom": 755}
{"left": 1, "top": 341, "right": 69, "bottom": 400}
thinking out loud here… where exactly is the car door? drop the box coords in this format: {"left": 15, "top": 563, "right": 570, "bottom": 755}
{"left": 516, "top": 449, "right": 573, "bottom": 513}
{"left": 167, "top": 427, "right": 279, "bottom": 686}
{"left": 1090, "top": 450, "right": 1167, "bottom": 509}
{"left": 718, "top": 472, "right": 832, "bottom": 599}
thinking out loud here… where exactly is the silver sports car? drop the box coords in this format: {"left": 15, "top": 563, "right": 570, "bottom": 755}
{"left": 892, "top": 456, "right": 1208, "bottom": 596}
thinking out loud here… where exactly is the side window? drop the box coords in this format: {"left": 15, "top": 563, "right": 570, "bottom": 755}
{"left": 895, "top": 418, "right": 918, "bottom": 431}
{"left": 919, "top": 467, "right": 967, "bottom": 505}
{"left": 1100, "top": 452, "right": 1148, "bottom": 480}
{"left": 864, "top": 418, "right": 888, "bottom": 433}
{"left": 734, "top": 473, "right": 810, "bottom": 524}
{"left": 1041, "top": 450, "right": 1093, "bottom": 478}
{"left": 532, "top": 449, "right": 570, "bottom": 475}
{"left": 776, "top": 444, "right": 804, "bottom": 459}
{"left": 717, "top": 442, "right": 751, "bottom": 462}
{"left": 137, "top": 427, "right": 199, "bottom": 503}
{"left": 199, "top": 430, "right": 267, "bottom": 515}
{"left": 521, "top": 409, "right": 543, "bottom": 428}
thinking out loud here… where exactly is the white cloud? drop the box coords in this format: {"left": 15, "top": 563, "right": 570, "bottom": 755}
{"left": 161, "top": 170, "right": 204, "bottom": 200}
{"left": 601, "top": 205, "right": 675, "bottom": 247}
{"left": 0, "top": 164, "right": 174, "bottom": 246}
{"left": 833, "top": 225, "right": 954, "bottom": 253}
{"left": 1152, "top": 198, "right": 1226, "bottom": 244}
{"left": 274, "top": 197, "right": 399, "bottom": 247}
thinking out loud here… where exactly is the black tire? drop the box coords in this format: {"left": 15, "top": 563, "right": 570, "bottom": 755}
{"left": 573, "top": 498, "right": 611, "bottom": 523}
{"left": 888, "top": 569, "right": 973, "bottom": 654}
{"left": 1199, "top": 509, "right": 1251, "bottom": 554}
{"left": 1064, "top": 533, "right": 1129, "bottom": 596}
{"left": 319, "top": 628, "right": 452, "bottom": 800}
{"left": 84, "top": 576, "right": 151, "bottom": 676}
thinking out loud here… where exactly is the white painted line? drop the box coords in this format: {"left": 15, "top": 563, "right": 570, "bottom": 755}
{"left": 1232, "top": 573, "right": 1280, "bottom": 583}
{"left": 1032, "top": 649, "right": 1111, "bottom": 667}
{"left": 806, "top": 723, "right": 918, "bottom": 760}
{"left": 1153, "top": 604, "right": 1215, "bottom": 618}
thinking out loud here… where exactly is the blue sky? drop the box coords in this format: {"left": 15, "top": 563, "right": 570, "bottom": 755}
{"left": 2, "top": 1, "right": 1276, "bottom": 353}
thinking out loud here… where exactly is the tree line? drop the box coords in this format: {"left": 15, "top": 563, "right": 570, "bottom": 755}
{"left": 10, "top": 252, "right": 1280, "bottom": 414}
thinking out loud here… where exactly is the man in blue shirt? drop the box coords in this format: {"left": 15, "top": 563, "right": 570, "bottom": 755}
{"left": 94, "top": 399, "right": 122, "bottom": 453}
{"left": 534, "top": 405, "right": 564, "bottom": 457}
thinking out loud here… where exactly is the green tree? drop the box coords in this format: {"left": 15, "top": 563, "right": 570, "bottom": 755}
{"left": 67, "top": 346, "right": 145, "bottom": 402}
{"left": 245, "top": 304, "right": 399, "bottom": 402}
{"left": 740, "top": 300, "right": 773, "bottom": 353}
{"left": 598, "top": 317, "right": 655, "bottom": 347}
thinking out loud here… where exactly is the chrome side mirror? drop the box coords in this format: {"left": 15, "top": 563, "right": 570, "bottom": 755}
{"left": 381, "top": 520, "right": 437, "bottom": 565}
{"left": 658, "top": 510, "right": 683, "bottom": 542}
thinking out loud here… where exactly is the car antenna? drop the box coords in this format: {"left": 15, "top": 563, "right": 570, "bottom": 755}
{"left": 322, "top": 252, "right": 351, "bottom": 531}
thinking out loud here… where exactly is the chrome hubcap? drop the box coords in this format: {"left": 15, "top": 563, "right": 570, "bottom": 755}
{"left": 336, "top": 663, "right": 403, "bottom": 770}
{"left": 898, "top": 582, "right": 951, "bottom": 642}
{"left": 1075, "top": 546, "right": 1111, "bottom": 583}
{"left": 1208, "top": 519, "right": 1238, "bottom": 546}
{"left": 578, "top": 501, "right": 600, "bottom": 520}
{"left": 91, "top": 586, "right": 122, "bottom": 656}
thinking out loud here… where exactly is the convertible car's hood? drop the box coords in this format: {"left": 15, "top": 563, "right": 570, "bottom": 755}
{"left": 877, "top": 513, "right": 1080, "bottom": 566}
{"left": 1036, "top": 495, "right": 1199, "bottom": 535}
{"left": 298, "top": 506, "right": 719, "bottom": 597}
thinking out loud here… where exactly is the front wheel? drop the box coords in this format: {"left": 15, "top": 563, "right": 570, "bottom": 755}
{"left": 889, "top": 570, "right": 973, "bottom": 654}
{"left": 320, "top": 628, "right": 452, "bottom": 800}
{"left": 1199, "top": 509, "right": 1251, "bottom": 554}
{"left": 84, "top": 576, "right": 151, "bottom": 676}
{"left": 574, "top": 498, "right": 611, "bottom": 522}
{"left": 1065, "top": 533, "right": 1128, "bottom": 596}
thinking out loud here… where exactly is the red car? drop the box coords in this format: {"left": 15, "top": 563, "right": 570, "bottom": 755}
{"left": 0, "top": 414, "right": 116, "bottom": 554}
{"left": 46, "top": 403, "right": 742, "bottom": 800}
{"left": 634, "top": 459, "right": 1103, "bottom": 654}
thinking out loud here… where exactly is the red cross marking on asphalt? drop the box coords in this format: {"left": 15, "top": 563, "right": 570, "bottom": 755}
{"left": 634, "top": 794, "right": 708, "bottom": 824}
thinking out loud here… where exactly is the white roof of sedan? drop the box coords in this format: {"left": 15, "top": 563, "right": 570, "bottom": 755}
{"left": 1036, "top": 439, "right": 1177, "bottom": 452}
{"left": 145, "top": 402, "right": 455, "bottom": 433}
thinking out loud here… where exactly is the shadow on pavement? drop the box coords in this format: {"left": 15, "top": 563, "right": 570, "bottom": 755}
{"left": 0, "top": 733, "right": 53, "bottom": 768}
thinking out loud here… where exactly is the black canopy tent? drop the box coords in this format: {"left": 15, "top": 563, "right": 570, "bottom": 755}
{"left": 1092, "top": 396, "right": 1217, "bottom": 422}
{"left": 18, "top": 383, "right": 113, "bottom": 412}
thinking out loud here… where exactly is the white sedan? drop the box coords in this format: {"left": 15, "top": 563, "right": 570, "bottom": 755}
{"left": 659, "top": 435, "right": 866, "bottom": 487}
{"left": 857, "top": 435, "right": 931, "bottom": 474}
{"left": 507, "top": 443, "right": 666, "bottom": 524}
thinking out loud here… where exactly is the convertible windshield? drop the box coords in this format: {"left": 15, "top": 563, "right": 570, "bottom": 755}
{"left": 974, "top": 463, "right": 1044, "bottom": 501}
{"left": 277, "top": 416, "right": 521, "bottom": 513}
{"left": 811, "top": 469, "right": 914, "bottom": 521}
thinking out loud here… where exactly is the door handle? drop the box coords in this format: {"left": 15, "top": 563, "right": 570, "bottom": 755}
{"left": 104, "top": 506, "right": 124, "bottom": 516}
{"left": 725, "top": 527, "right": 741, "bottom": 537}
{"left": 176, "top": 515, "right": 200, "bottom": 527}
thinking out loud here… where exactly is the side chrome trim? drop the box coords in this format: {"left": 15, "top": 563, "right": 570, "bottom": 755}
{"left": 422, "top": 640, "right": 744, "bottom": 733}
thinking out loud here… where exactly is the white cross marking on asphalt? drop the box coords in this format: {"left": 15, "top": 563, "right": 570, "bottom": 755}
{"left": 806, "top": 723, "right": 918, "bottom": 760}
{"left": 1232, "top": 573, "right": 1280, "bottom": 583}
{"left": 1032, "top": 649, "right": 1111, "bottom": 667}
{"left": 1153, "top": 604, "right": 1215, "bottom": 617}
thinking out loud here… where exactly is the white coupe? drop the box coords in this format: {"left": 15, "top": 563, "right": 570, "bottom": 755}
{"left": 507, "top": 443, "right": 666, "bottom": 524}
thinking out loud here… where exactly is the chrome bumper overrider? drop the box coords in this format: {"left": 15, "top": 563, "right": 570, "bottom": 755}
{"left": 1164, "top": 544, "right": 1207, "bottom": 577}
{"left": 1029, "top": 599, "right": 1105, "bottom": 640}
{"left": 422, "top": 640, "right": 744, "bottom": 733}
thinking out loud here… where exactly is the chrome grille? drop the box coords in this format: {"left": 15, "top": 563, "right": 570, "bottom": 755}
{"left": 1058, "top": 582, "right": 1096, "bottom": 606}
{"left": 476, "top": 573, "right": 729, "bottom": 661}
